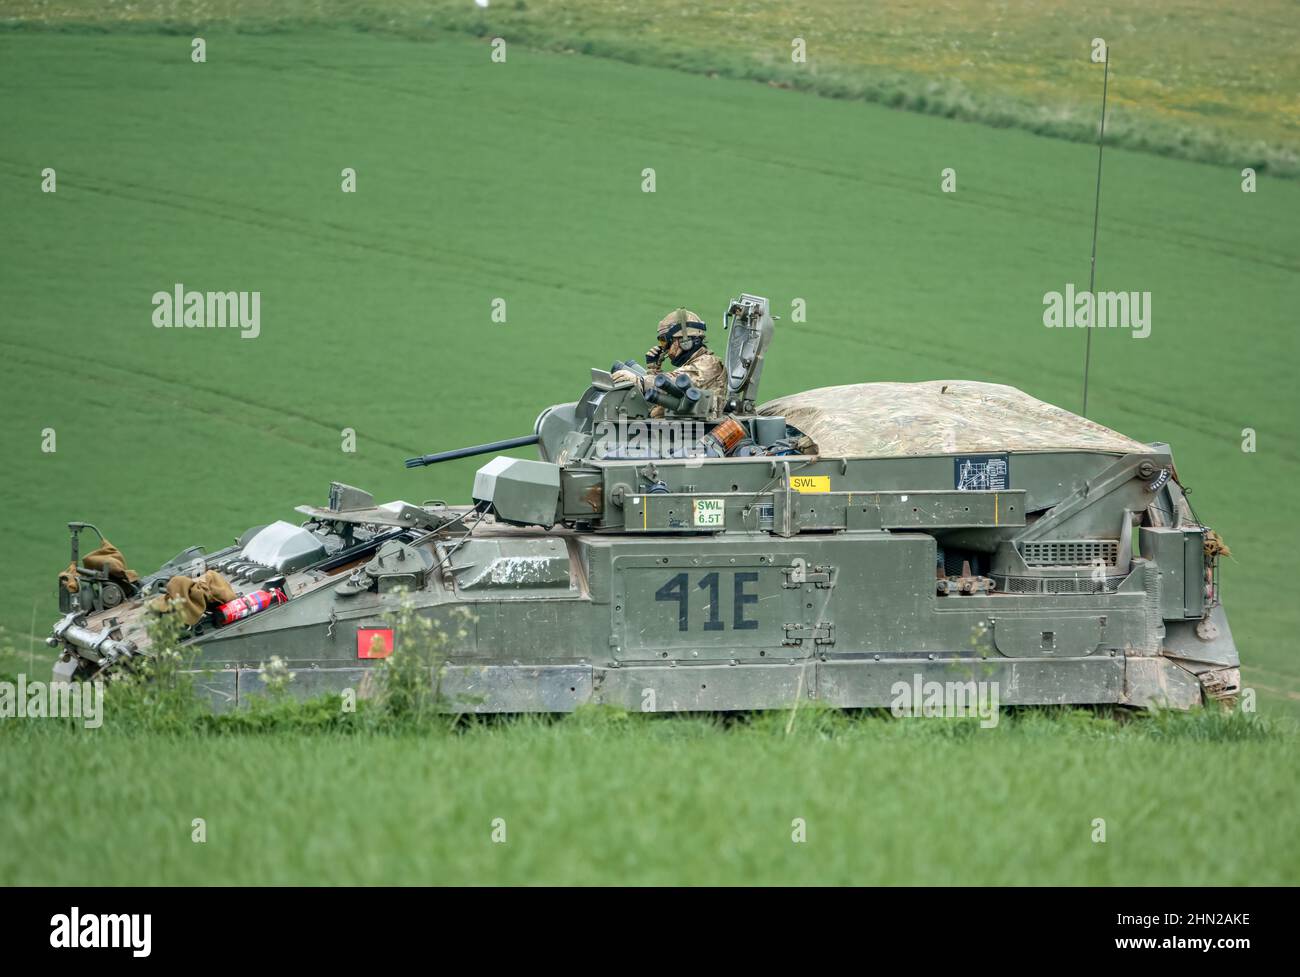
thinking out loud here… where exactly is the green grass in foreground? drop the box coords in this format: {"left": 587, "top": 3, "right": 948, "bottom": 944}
{"left": 2, "top": 706, "right": 1294, "bottom": 885}
{"left": 1, "top": 0, "right": 1296, "bottom": 175}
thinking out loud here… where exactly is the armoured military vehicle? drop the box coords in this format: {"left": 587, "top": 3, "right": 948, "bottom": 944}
{"left": 46, "top": 294, "right": 1239, "bottom": 712}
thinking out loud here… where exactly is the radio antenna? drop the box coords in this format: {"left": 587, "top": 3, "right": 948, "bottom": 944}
{"left": 1081, "top": 47, "right": 1110, "bottom": 418}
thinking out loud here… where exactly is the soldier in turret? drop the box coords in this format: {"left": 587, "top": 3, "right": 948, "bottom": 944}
{"left": 613, "top": 308, "right": 727, "bottom": 418}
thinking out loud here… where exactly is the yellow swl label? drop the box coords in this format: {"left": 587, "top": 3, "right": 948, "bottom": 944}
{"left": 789, "top": 475, "right": 830, "bottom": 493}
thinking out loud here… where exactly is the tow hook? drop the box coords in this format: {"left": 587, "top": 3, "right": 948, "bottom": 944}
{"left": 47, "top": 612, "right": 137, "bottom": 669}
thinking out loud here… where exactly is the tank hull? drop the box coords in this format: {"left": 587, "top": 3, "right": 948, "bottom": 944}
{"left": 172, "top": 526, "right": 1236, "bottom": 714}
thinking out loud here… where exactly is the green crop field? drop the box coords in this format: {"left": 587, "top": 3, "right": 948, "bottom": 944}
{"left": 2, "top": 710, "right": 1295, "bottom": 886}
{"left": 1, "top": 14, "right": 1297, "bottom": 885}
{"left": 5, "top": 0, "right": 1298, "bottom": 175}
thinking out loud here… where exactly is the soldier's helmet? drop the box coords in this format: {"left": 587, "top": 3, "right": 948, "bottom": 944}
{"left": 657, "top": 308, "right": 708, "bottom": 366}
{"left": 657, "top": 307, "right": 707, "bottom": 342}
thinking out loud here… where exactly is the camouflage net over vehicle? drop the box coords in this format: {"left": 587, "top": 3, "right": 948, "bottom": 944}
{"left": 759, "top": 380, "right": 1149, "bottom": 458}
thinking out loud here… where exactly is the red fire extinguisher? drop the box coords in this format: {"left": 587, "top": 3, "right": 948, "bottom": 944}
{"left": 214, "top": 588, "right": 287, "bottom": 627}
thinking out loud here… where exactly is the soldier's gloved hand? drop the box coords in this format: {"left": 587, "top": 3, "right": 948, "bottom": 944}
{"left": 645, "top": 346, "right": 664, "bottom": 367}
{"left": 610, "top": 370, "right": 643, "bottom": 389}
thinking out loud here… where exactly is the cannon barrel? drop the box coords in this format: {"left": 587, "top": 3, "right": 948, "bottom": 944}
{"left": 405, "top": 434, "right": 540, "bottom": 469}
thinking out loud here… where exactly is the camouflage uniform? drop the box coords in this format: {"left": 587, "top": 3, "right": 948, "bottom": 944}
{"left": 648, "top": 346, "right": 727, "bottom": 419}
{"left": 618, "top": 308, "right": 726, "bottom": 419}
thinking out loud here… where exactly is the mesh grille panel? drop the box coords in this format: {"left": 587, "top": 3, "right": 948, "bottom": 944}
{"left": 999, "top": 576, "right": 1109, "bottom": 594}
{"left": 943, "top": 551, "right": 985, "bottom": 576}
{"left": 1045, "top": 577, "right": 1107, "bottom": 594}
{"left": 1021, "top": 540, "right": 1119, "bottom": 567}
{"left": 1003, "top": 577, "right": 1041, "bottom": 594}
